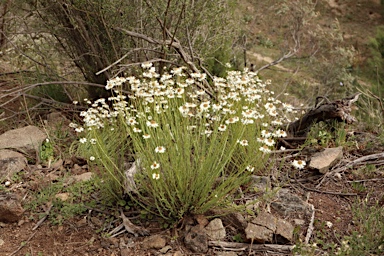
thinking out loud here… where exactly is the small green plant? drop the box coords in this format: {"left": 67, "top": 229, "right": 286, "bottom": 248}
{"left": 304, "top": 120, "right": 349, "bottom": 148}
{"left": 74, "top": 64, "right": 296, "bottom": 221}
{"left": 331, "top": 199, "right": 384, "bottom": 255}
{"left": 39, "top": 138, "right": 55, "bottom": 164}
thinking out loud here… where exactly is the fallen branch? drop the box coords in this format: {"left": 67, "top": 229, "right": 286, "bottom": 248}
{"left": 316, "top": 152, "right": 384, "bottom": 188}
{"left": 287, "top": 93, "right": 361, "bottom": 137}
{"left": 305, "top": 204, "right": 315, "bottom": 244}
{"left": 32, "top": 203, "right": 53, "bottom": 231}
{"left": 209, "top": 241, "right": 293, "bottom": 253}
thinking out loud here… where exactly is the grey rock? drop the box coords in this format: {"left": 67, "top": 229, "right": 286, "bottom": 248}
{"left": 271, "top": 189, "right": 311, "bottom": 216}
{"left": 205, "top": 218, "right": 226, "bottom": 241}
{"left": 0, "top": 192, "right": 24, "bottom": 223}
{"left": 184, "top": 225, "right": 208, "bottom": 253}
{"left": 142, "top": 234, "right": 166, "bottom": 249}
{"left": 245, "top": 222, "right": 274, "bottom": 243}
{"left": 309, "top": 146, "right": 343, "bottom": 174}
{"left": 0, "top": 149, "right": 27, "bottom": 181}
{"left": 276, "top": 218, "right": 294, "bottom": 242}
{"left": 0, "top": 126, "right": 47, "bottom": 155}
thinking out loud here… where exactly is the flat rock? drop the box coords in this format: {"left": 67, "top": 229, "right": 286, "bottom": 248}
{"left": 276, "top": 218, "right": 294, "bottom": 242}
{"left": 251, "top": 211, "right": 277, "bottom": 231}
{"left": 0, "top": 149, "right": 27, "bottom": 181}
{"left": 271, "top": 189, "right": 311, "bottom": 216}
{"left": 73, "top": 172, "right": 93, "bottom": 182}
{"left": 245, "top": 222, "right": 274, "bottom": 243}
{"left": 0, "top": 192, "right": 24, "bottom": 223}
{"left": 205, "top": 218, "right": 226, "bottom": 241}
{"left": 309, "top": 146, "right": 343, "bottom": 174}
{"left": 0, "top": 126, "right": 47, "bottom": 155}
{"left": 184, "top": 225, "right": 208, "bottom": 253}
{"left": 142, "top": 234, "right": 166, "bottom": 249}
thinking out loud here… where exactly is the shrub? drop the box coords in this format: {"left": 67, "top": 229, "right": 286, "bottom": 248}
{"left": 73, "top": 64, "right": 295, "bottom": 221}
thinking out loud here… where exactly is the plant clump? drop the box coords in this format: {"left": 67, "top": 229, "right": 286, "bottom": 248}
{"left": 72, "top": 63, "right": 296, "bottom": 221}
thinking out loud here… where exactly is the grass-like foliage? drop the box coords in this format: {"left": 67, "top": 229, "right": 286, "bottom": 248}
{"left": 73, "top": 64, "right": 294, "bottom": 220}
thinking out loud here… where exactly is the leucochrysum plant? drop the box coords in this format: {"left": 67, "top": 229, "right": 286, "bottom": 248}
{"left": 72, "top": 63, "right": 295, "bottom": 221}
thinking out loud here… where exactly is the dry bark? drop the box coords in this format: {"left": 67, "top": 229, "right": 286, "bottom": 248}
{"left": 287, "top": 93, "right": 361, "bottom": 137}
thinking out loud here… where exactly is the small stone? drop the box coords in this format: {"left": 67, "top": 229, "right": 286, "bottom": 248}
{"left": 142, "top": 234, "right": 166, "bottom": 249}
{"left": 0, "top": 149, "right": 27, "bottom": 181}
{"left": 195, "top": 214, "right": 209, "bottom": 227}
{"left": 55, "top": 193, "right": 70, "bottom": 201}
{"left": 159, "top": 245, "right": 172, "bottom": 253}
{"left": 271, "top": 189, "right": 311, "bottom": 216}
{"left": 184, "top": 225, "right": 208, "bottom": 253}
{"left": 90, "top": 216, "right": 103, "bottom": 227}
{"left": 173, "top": 251, "right": 183, "bottom": 256}
{"left": 205, "top": 218, "right": 226, "bottom": 241}
{"left": 0, "top": 126, "right": 47, "bottom": 155}
{"left": 294, "top": 219, "right": 305, "bottom": 226}
{"left": 73, "top": 172, "right": 93, "bottom": 182}
{"left": 0, "top": 193, "right": 24, "bottom": 223}
{"left": 309, "top": 147, "right": 343, "bottom": 174}
{"left": 0, "top": 238, "right": 4, "bottom": 246}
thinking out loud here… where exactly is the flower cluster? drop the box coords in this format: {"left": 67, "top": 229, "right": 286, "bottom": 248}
{"left": 74, "top": 63, "right": 297, "bottom": 182}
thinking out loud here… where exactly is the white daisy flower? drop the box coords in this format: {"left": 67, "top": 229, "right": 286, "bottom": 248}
{"left": 150, "top": 161, "right": 160, "bottom": 170}
{"left": 292, "top": 160, "right": 306, "bottom": 169}
{"left": 155, "top": 146, "right": 166, "bottom": 153}
{"left": 152, "top": 173, "right": 160, "bottom": 180}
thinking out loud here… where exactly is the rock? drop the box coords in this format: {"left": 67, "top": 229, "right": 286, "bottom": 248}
{"left": 142, "top": 234, "right": 166, "bottom": 249}
{"left": 212, "top": 210, "right": 247, "bottom": 230}
{"left": 172, "top": 251, "right": 183, "bottom": 256}
{"left": 294, "top": 219, "right": 305, "bottom": 226}
{"left": 0, "top": 126, "right": 47, "bottom": 156}
{"left": 246, "top": 211, "right": 295, "bottom": 243}
{"left": 205, "top": 218, "right": 226, "bottom": 241}
{"left": 245, "top": 222, "right": 274, "bottom": 243}
{"left": 251, "top": 211, "right": 277, "bottom": 231}
{"left": 195, "top": 214, "right": 209, "bottom": 227}
{"left": 246, "top": 212, "right": 276, "bottom": 243}
{"left": 271, "top": 189, "right": 311, "bottom": 216}
{"left": 0, "top": 149, "right": 27, "bottom": 181}
{"left": 73, "top": 172, "right": 93, "bottom": 183}
{"left": 0, "top": 192, "right": 24, "bottom": 223}
{"left": 276, "top": 218, "right": 294, "bottom": 242}
{"left": 184, "top": 225, "right": 208, "bottom": 253}
{"left": 159, "top": 245, "right": 172, "bottom": 253}
{"left": 250, "top": 175, "right": 271, "bottom": 192}
{"left": 309, "top": 147, "right": 343, "bottom": 174}
{"left": 55, "top": 193, "right": 70, "bottom": 201}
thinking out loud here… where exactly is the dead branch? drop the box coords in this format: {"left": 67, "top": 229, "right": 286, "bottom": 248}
{"left": 116, "top": 27, "right": 214, "bottom": 97}
{"left": 305, "top": 203, "right": 315, "bottom": 244}
{"left": 332, "top": 152, "right": 384, "bottom": 173}
{"left": 209, "top": 241, "right": 293, "bottom": 253}
{"left": 287, "top": 93, "right": 361, "bottom": 137}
